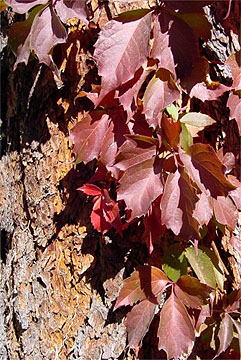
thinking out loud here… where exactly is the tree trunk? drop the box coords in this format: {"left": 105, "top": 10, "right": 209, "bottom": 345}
{"left": 0, "top": 2, "right": 240, "bottom": 360}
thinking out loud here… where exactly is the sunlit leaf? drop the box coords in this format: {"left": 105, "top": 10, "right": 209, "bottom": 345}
{"left": 125, "top": 299, "right": 157, "bottom": 348}
{"left": 114, "top": 265, "right": 170, "bottom": 310}
{"left": 185, "top": 247, "right": 216, "bottom": 288}
{"left": 175, "top": 275, "right": 212, "bottom": 309}
{"left": 70, "top": 114, "right": 110, "bottom": 164}
{"left": 94, "top": 13, "right": 152, "bottom": 105}
{"left": 158, "top": 291, "right": 195, "bottom": 359}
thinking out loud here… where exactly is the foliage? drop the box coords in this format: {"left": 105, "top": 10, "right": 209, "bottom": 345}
{"left": 4, "top": 0, "right": 241, "bottom": 358}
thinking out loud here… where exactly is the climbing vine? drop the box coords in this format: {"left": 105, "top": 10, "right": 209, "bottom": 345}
{"left": 3, "top": 0, "right": 241, "bottom": 358}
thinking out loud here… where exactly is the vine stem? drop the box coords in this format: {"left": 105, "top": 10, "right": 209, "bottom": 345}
{"left": 211, "top": 240, "right": 234, "bottom": 284}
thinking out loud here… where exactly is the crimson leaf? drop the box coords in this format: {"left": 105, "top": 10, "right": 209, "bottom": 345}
{"left": 175, "top": 275, "right": 212, "bottom": 310}
{"left": 117, "top": 157, "right": 163, "bottom": 219}
{"left": 114, "top": 265, "right": 170, "bottom": 310}
{"left": 70, "top": 114, "right": 110, "bottom": 164}
{"left": 180, "top": 143, "right": 236, "bottom": 198}
{"left": 216, "top": 313, "right": 234, "bottom": 358}
{"left": 125, "top": 299, "right": 157, "bottom": 349}
{"left": 158, "top": 291, "right": 195, "bottom": 359}
{"left": 94, "top": 13, "right": 152, "bottom": 105}
{"left": 142, "top": 69, "right": 180, "bottom": 128}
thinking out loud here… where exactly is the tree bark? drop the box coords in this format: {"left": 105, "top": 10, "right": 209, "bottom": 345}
{"left": 0, "top": 2, "right": 240, "bottom": 360}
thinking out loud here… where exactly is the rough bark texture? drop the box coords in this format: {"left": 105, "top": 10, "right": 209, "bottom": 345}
{"left": 0, "top": 2, "right": 240, "bottom": 360}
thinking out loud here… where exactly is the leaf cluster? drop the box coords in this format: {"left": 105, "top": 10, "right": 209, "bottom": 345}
{"left": 3, "top": 0, "right": 241, "bottom": 358}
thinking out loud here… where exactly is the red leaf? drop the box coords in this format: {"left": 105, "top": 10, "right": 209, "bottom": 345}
{"left": 115, "top": 136, "right": 157, "bottom": 172}
{"left": 143, "top": 69, "right": 180, "bottom": 128}
{"left": 160, "top": 170, "right": 182, "bottom": 235}
{"left": 142, "top": 196, "right": 165, "bottom": 254}
{"left": 94, "top": 13, "right": 151, "bottom": 105}
{"left": 125, "top": 299, "right": 157, "bottom": 349}
{"left": 30, "top": 6, "right": 67, "bottom": 65}
{"left": 228, "top": 175, "right": 241, "bottom": 210}
{"left": 180, "top": 143, "right": 236, "bottom": 198}
{"left": 227, "top": 91, "right": 241, "bottom": 135}
{"left": 13, "top": 5, "right": 67, "bottom": 68}
{"left": 175, "top": 276, "right": 212, "bottom": 310}
{"left": 193, "top": 192, "right": 213, "bottom": 226}
{"left": 226, "top": 51, "right": 241, "bottom": 90}
{"left": 90, "top": 189, "right": 122, "bottom": 235}
{"left": 196, "top": 304, "right": 211, "bottom": 333}
{"left": 99, "top": 122, "right": 118, "bottom": 169}
{"left": 54, "top": 0, "right": 88, "bottom": 24}
{"left": 118, "top": 66, "right": 152, "bottom": 120}
{"left": 216, "top": 313, "right": 234, "bottom": 358}
{"left": 190, "top": 82, "right": 231, "bottom": 102}
{"left": 78, "top": 184, "right": 102, "bottom": 196}
{"left": 213, "top": 196, "right": 238, "bottom": 230}
{"left": 178, "top": 171, "right": 200, "bottom": 239}
{"left": 70, "top": 114, "right": 110, "bottom": 164}
{"left": 151, "top": 15, "right": 176, "bottom": 76}
{"left": 161, "top": 113, "right": 182, "bottom": 150}
{"left": 117, "top": 157, "right": 163, "bottom": 219}
{"left": 114, "top": 265, "right": 170, "bottom": 310}
{"left": 158, "top": 291, "right": 195, "bottom": 359}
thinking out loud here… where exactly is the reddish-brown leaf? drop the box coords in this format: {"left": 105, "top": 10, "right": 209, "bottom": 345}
{"left": 190, "top": 82, "right": 230, "bottom": 102}
{"left": 94, "top": 13, "right": 152, "bottom": 105}
{"left": 227, "top": 91, "right": 241, "bottom": 135}
{"left": 161, "top": 113, "right": 182, "bottom": 150}
{"left": 90, "top": 189, "right": 122, "bottom": 235}
{"left": 228, "top": 175, "right": 241, "bottom": 210}
{"left": 158, "top": 291, "right": 195, "bottom": 359}
{"left": 114, "top": 136, "right": 157, "bottom": 172}
{"left": 70, "top": 114, "right": 110, "bottom": 164}
{"left": 160, "top": 170, "right": 182, "bottom": 235}
{"left": 193, "top": 192, "right": 213, "bottom": 226}
{"left": 175, "top": 275, "right": 212, "bottom": 310}
{"left": 99, "top": 122, "right": 118, "bottom": 169}
{"left": 213, "top": 196, "right": 238, "bottom": 229}
{"left": 118, "top": 66, "right": 152, "bottom": 120}
{"left": 142, "top": 196, "right": 165, "bottom": 254}
{"left": 143, "top": 69, "right": 180, "bottom": 128}
{"left": 125, "top": 299, "right": 157, "bottom": 349}
{"left": 54, "top": 0, "right": 88, "bottom": 24}
{"left": 196, "top": 304, "right": 211, "bottom": 333}
{"left": 178, "top": 171, "right": 200, "bottom": 239}
{"left": 180, "top": 143, "right": 236, "bottom": 198}
{"left": 216, "top": 313, "right": 234, "bottom": 358}
{"left": 117, "top": 157, "right": 163, "bottom": 219}
{"left": 232, "top": 319, "right": 241, "bottom": 356}
{"left": 78, "top": 184, "right": 102, "bottom": 196}
{"left": 114, "top": 265, "right": 170, "bottom": 310}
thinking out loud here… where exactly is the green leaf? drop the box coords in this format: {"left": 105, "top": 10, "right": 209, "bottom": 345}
{"left": 185, "top": 246, "right": 216, "bottom": 288}
{"left": 166, "top": 104, "right": 178, "bottom": 122}
{"left": 200, "top": 246, "right": 226, "bottom": 291}
{"left": 180, "top": 123, "right": 193, "bottom": 152}
{"left": 115, "top": 8, "right": 151, "bottom": 23}
{"left": 162, "top": 243, "right": 187, "bottom": 282}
